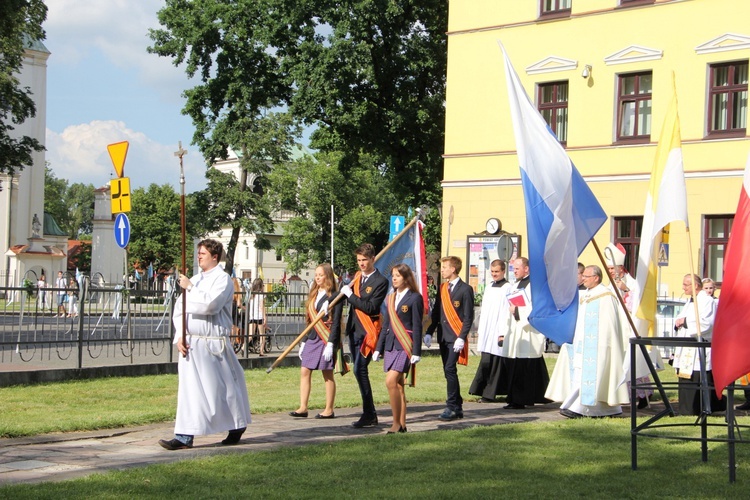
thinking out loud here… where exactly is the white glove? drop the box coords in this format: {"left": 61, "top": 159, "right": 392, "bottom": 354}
{"left": 372, "top": 351, "right": 380, "bottom": 362}
{"left": 410, "top": 355, "right": 421, "bottom": 364}
{"left": 453, "top": 338, "right": 465, "bottom": 353}
{"left": 423, "top": 334, "right": 432, "bottom": 348}
{"left": 298, "top": 342, "right": 306, "bottom": 359}
{"left": 323, "top": 342, "right": 333, "bottom": 362}
{"left": 320, "top": 301, "right": 329, "bottom": 316}
{"left": 341, "top": 285, "right": 352, "bottom": 298}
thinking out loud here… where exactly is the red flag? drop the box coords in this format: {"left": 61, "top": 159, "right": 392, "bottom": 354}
{"left": 712, "top": 153, "right": 750, "bottom": 397}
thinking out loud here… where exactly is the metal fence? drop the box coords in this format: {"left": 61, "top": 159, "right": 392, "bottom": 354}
{"left": 0, "top": 279, "right": 310, "bottom": 372}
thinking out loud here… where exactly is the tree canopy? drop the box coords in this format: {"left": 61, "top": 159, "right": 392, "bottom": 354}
{"left": 268, "top": 151, "right": 403, "bottom": 273}
{"left": 128, "top": 183, "right": 185, "bottom": 271}
{"left": 0, "top": 0, "right": 47, "bottom": 176}
{"left": 43, "top": 167, "right": 95, "bottom": 239}
{"left": 149, "top": 0, "right": 447, "bottom": 272}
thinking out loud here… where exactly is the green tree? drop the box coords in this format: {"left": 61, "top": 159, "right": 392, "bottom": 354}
{"left": 149, "top": 1, "right": 301, "bottom": 274}
{"left": 66, "top": 183, "right": 96, "bottom": 237}
{"left": 279, "top": 0, "right": 448, "bottom": 207}
{"left": 0, "top": 1, "right": 47, "bottom": 176}
{"left": 43, "top": 167, "right": 96, "bottom": 238}
{"left": 128, "top": 184, "right": 184, "bottom": 271}
{"left": 269, "top": 151, "right": 403, "bottom": 273}
{"left": 43, "top": 166, "right": 69, "bottom": 231}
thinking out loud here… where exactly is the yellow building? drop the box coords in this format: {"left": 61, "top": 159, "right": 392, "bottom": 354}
{"left": 443, "top": 0, "right": 749, "bottom": 299}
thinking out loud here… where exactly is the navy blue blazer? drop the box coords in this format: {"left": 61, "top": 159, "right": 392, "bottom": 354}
{"left": 376, "top": 290, "right": 424, "bottom": 356}
{"left": 304, "top": 290, "right": 343, "bottom": 345}
{"left": 344, "top": 270, "right": 389, "bottom": 343}
{"left": 425, "top": 279, "right": 474, "bottom": 343}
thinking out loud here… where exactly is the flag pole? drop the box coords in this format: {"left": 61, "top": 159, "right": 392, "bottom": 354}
{"left": 175, "top": 142, "right": 188, "bottom": 358}
{"left": 266, "top": 216, "right": 421, "bottom": 374}
{"left": 593, "top": 239, "right": 671, "bottom": 407}
{"left": 593, "top": 239, "right": 639, "bottom": 337}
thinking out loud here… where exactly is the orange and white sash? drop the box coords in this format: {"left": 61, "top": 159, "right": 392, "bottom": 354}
{"left": 441, "top": 282, "right": 469, "bottom": 366}
{"left": 354, "top": 273, "right": 382, "bottom": 357}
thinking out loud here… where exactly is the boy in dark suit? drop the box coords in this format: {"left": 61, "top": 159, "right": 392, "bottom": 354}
{"left": 340, "top": 243, "right": 389, "bottom": 428}
{"left": 425, "top": 256, "right": 474, "bottom": 421}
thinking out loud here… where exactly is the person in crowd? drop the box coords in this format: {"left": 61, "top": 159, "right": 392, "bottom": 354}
{"left": 469, "top": 259, "right": 511, "bottom": 403}
{"left": 67, "top": 276, "right": 79, "bottom": 318}
{"left": 558, "top": 265, "right": 630, "bottom": 418}
{"left": 498, "top": 257, "right": 549, "bottom": 409}
{"left": 373, "top": 264, "right": 424, "bottom": 433}
{"left": 701, "top": 278, "right": 716, "bottom": 299}
{"left": 159, "top": 239, "right": 251, "bottom": 450}
{"left": 340, "top": 243, "right": 389, "bottom": 428}
{"left": 605, "top": 243, "right": 653, "bottom": 410}
{"left": 37, "top": 272, "right": 47, "bottom": 311}
{"left": 673, "top": 273, "right": 725, "bottom": 416}
{"left": 56, "top": 271, "right": 67, "bottom": 318}
{"left": 577, "top": 262, "right": 586, "bottom": 291}
{"left": 425, "top": 256, "right": 474, "bottom": 421}
{"left": 290, "top": 263, "right": 343, "bottom": 420}
{"left": 247, "top": 278, "right": 267, "bottom": 356}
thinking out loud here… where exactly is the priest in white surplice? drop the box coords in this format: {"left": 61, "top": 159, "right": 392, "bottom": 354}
{"left": 469, "top": 259, "right": 512, "bottom": 402}
{"left": 159, "top": 239, "right": 252, "bottom": 450}
{"left": 559, "top": 265, "right": 629, "bottom": 418}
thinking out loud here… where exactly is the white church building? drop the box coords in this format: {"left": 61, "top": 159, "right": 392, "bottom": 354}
{"left": 0, "top": 38, "right": 70, "bottom": 290}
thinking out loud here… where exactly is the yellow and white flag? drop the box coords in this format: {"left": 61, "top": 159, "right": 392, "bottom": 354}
{"left": 634, "top": 74, "right": 689, "bottom": 336}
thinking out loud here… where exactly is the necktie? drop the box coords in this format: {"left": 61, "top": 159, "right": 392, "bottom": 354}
{"left": 449, "top": 283, "right": 454, "bottom": 294}
{"left": 362, "top": 275, "right": 367, "bottom": 285}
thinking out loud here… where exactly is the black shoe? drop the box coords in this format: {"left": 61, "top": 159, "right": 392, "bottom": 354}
{"left": 399, "top": 426, "right": 407, "bottom": 433}
{"left": 315, "top": 412, "right": 335, "bottom": 419}
{"left": 504, "top": 403, "right": 525, "bottom": 410}
{"left": 158, "top": 438, "right": 192, "bottom": 450}
{"left": 221, "top": 427, "right": 246, "bottom": 445}
{"left": 478, "top": 397, "right": 497, "bottom": 403}
{"left": 736, "top": 401, "right": 750, "bottom": 411}
{"left": 438, "top": 409, "right": 461, "bottom": 421}
{"left": 637, "top": 398, "right": 649, "bottom": 410}
{"left": 289, "top": 411, "right": 308, "bottom": 418}
{"left": 560, "top": 409, "right": 583, "bottom": 419}
{"left": 352, "top": 415, "right": 378, "bottom": 428}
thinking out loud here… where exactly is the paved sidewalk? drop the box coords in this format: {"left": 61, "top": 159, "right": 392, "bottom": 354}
{"left": 0, "top": 400, "right": 570, "bottom": 485}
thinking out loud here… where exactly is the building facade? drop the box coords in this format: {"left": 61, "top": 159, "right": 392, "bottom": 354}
{"left": 443, "top": 0, "right": 748, "bottom": 298}
{"left": 0, "top": 39, "right": 70, "bottom": 289}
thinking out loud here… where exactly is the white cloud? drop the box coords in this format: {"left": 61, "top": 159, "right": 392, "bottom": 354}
{"left": 46, "top": 121, "right": 207, "bottom": 192}
{"left": 44, "top": 0, "right": 193, "bottom": 100}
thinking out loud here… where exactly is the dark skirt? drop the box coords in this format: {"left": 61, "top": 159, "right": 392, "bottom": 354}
{"left": 677, "top": 370, "right": 727, "bottom": 416}
{"left": 469, "top": 352, "right": 503, "bottom": 399}
{"left": 384, "top": 349, "right": 410, "bottom": 374}
{"left": 497, "top": 356, "right": 551, "bottom": 405}
{"left": 301, "top": 336, "right": 335, "bottom": 371}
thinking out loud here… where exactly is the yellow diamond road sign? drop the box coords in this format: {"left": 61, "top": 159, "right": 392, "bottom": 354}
{"left": 107, "top": 141, "right": 129, "bottom": 178}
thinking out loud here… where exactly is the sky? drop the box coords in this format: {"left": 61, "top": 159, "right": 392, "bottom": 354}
{"left": 43, "top": 1, "right": 210, "bottom": 193}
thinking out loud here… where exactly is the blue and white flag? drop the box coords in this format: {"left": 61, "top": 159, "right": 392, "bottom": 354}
{"left": 499, "top": 43, "right": 607, "bottom": 345}
{"left": 374, "top": 219, "right": 428, "bottom": 313}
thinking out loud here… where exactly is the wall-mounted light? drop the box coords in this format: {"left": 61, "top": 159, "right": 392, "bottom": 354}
{"left": 581, "top": 64, "right": 592, "bottom": 79}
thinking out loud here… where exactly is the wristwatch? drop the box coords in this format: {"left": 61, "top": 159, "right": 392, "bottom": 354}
{"left": 187, "top": 284, "right": 193, "bottom": 292}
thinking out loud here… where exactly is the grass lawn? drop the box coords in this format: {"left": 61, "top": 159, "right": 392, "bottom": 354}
{"left": 0, "top": 356, "right": 471, "bottom": 438}
{"left": 2, "top": 356, "right": 749, "bottom": 498}
{"left": 1, "top": 417, "right": 749, "bottom": 499}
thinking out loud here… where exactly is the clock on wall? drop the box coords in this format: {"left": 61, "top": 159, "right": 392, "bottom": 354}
{"left": 485, "top": 218, "right": 501, "bottom": 235}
